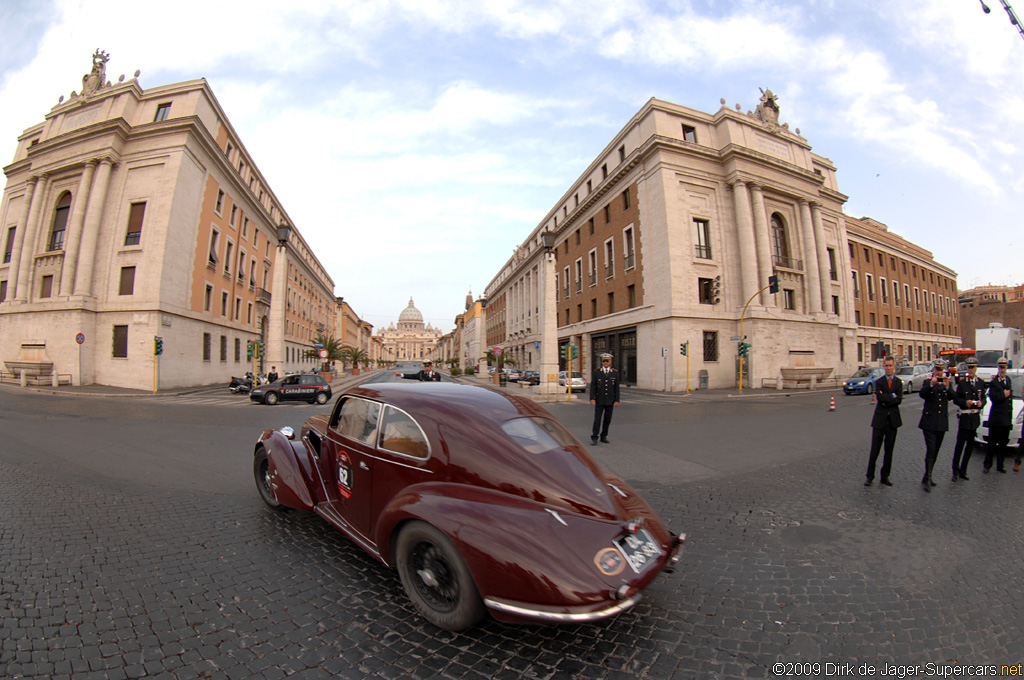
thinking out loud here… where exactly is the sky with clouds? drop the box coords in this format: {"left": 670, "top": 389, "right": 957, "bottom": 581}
{"left": 1, "top": 0, "right": 1022, "bottom": 331}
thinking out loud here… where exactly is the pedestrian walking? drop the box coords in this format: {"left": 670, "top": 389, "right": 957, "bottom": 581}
{"left": 984, "top": 356, "right": 1013, "bottom": 474}
{"left": 590, "top": 353, "right": 620, "bottom": 445}
{"left": 918, "top": 358, "right": 956, "bottom": 492}
{"left": 864, "top": 356, "right": 902, "bottom": 487}
{"left": 951, "top": 357, "right": 985, "bottom": 481}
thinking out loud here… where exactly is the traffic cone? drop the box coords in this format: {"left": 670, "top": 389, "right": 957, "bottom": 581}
{"left": 829, "top": 396, "right": 836, "bottom": 412}
{"left": 872, "top": 391, "right": 876, "bottom": 404}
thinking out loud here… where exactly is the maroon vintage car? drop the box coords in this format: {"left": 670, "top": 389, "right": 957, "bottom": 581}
{"left": 253, "top": 382, "right": 685, "bottom": 631}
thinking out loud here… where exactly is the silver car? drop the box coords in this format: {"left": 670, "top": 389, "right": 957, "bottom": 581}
{"left": 895, "top": 363, "right": 931, "bottom": 393}
{"left": 558, "top": 371, "right": 587, "bottom": 393}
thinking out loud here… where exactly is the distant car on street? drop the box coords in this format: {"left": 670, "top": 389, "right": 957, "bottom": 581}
{"left": 503, "top": 368, "right": 522, "bottom": 381}
{"left": 895, "top": 364, "right": 931, "bottom": 393}
{"left": 842, "top": 366, "right": 885, "bottom": 395}
{"left": 518, "top": 371, "right": 541, "bottom": 385}
{"left": 559, "top": 371, "right": 587, "bottom": 393}
{"left": 250, "top": 373, "right": 332, "bottom": 405}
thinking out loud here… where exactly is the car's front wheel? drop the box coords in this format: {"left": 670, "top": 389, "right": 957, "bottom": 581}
{"left": 396, "top": 521, "right": 485, "bottom": 631}
{"left": 253, "top": 447, "right": 285, "bottom": 511}
{"left": 264, "top": 391, "right": 279, "bottom": 405}
{"left": 905, "top": 380, "right": 913, "bottom": 393}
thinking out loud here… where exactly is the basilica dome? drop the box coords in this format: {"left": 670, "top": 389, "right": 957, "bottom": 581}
{"left": 398, "top": 298, "right": 423, "bottom": 325}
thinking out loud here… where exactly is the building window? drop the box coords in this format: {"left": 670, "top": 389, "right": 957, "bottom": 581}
{"left": 208, "top": 229, "right": 220, "bottom": 267}
{"left": 601, "top": 163, "right": 608, "bottom": 179}
{"left": 883, "top": 314, "right": 890, "bottom": 329}
{"left": 698, "top": 277, "right": 715, "bottom": 305}
{"left": 224, "top": 241, "right": 233, "bottom": 276}
{"left": 234, "top": 338, "right": 241, "bottom": 362}
{"left": 203, "top": 333, "right": 211, "bottom": 361}
{"left": 247, "top": 302, "right": 253, "bottom": 324}
{"left": 215, "top": 190, "right": 225, "bottom": 215}
{"left": 624, "top": 227, "right": 636, "bottom": 270}
{"left": 604, "top": 239, "right": 614, "bottom": 278}
{"left": 225, "top": 142, "right": 233, "bottom": 159}
{"left": 230, "top": 205, "right": 237, "bottom": 226}
{"left": 221, "top": 291, "right": 228, "bottom": 316}
{"left": 119, "top": 266, "right": 135, "bottom": 295}
{"left": 0, "top": 280, "right": 6, "bottom": 303}
{"left": 622, "top": 189, "right": 630, "bottom": 210}
{"left": 628, "top": 284, "right": 636, "bottom": 308}
{"left": 703, "top": 331, "right": 719, "bottom": 362}
{"left": 591, "top": 298, "right": 597, "bottom": 318}
{"left": 588, "top": 217, "right": 595, "bottom": 236}
{"left": 855, "top": 310, "right": 861, "bottom": 324}
{"left": 618, "top": 145, "right": 625, "bottom": 163}
{"left": 852, "top": 270, "right": 860, "bottom": 299}
{"left": 604, "top": 204, "right": 611, "bottom": 223}
{"left": 40, "top": 275, "right": 53, "bottom": 298}
{"left": 783, "top": 289, "right": 795, "bottom": 310}
{"left": 770, "top": 215, "right": 793, "bottom": 268}
{"left": 827, "top": 248, "right": 838, "bottom": 281}
{"left": 125, "top": 202, "right": 145, "bottom": 246}
{"left": 112, "top": 325, "right": 129, "bottom": 358}
{"left": 693, "top": 219, "right": 712, "bottom": 259}
{"left": 49, "top": 192, "right": 72, "bottom": 251}
{"left": 204, "top": 284, "right": 212, "bottom": 312}
{"left": 586, "top": 179, "right": 592, "bottom": 194}
{"left": 608, "top": 292, "right": 615, "bottom": 314}
{"left": 575, "top": 259, "right": 583, "bottom": 293}
{"left": 588, "top": 250, "right": 597, "bottom": 286}
{"left": 220, "top": 335, "right": 228, "bottom": 362}
{"left": 866, "top": 274, "right": 874, "bottom": 301}
{"left": 682, "top": 124, "right": 697, "bottom": 143}
{"left": 234, "top": 297, "right": 242, "bottom": 320}
{"left": 880, "top": 277, "right": 888, "bottom": 304}
{"left": 154, "top": 103, "right": 171, "bottom": 121}
{"left": 893, "top": 281, "right": 900, "bottom": 307}
{"left": 575, "top": 229, "right": 581, "bottom": 245}
{"left": 832, "top": 295, "right": 840, "bottom": 315}
{"left": 870, "top": 312, "right": 876, "bottom": 326}
{"left": 4, "top": 227, "right": 14, "bottom": 264}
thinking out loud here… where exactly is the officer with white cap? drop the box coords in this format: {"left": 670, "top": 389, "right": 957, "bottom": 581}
{"left": 589, "top": 353, "right": 620, "bottom": 445}
{"left": 984, "top": 356, "right": 1013, "bottom": 473}
{"left": 918, "top": 358, "right": 956, "bottom": 492}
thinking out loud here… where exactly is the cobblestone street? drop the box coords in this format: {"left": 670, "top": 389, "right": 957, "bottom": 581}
{"left": 3, "top": 408, "right": 1023, "bottom": 679}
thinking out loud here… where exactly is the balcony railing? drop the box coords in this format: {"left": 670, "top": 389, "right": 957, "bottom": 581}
{"left": 625, "top": 252, "right": 635, "bottom": 270}
{"left": 695, "top": 244, "right": 712, "bottom": 259}
{"left": 588, "top": 273, "right": 597, "bottom": 286}
{"left": 772, "top": 254, "right": 803, "bottom": 270}
{"left": 605, "top": 265, "right": 614, "bottom": 279}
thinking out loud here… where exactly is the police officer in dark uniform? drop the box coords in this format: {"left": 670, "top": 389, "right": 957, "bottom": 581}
{"left": 918, "top": 358, "right": 956, "bottom": 492}
{"left": 865, "top": 356, "right": 902, "bottom": 487}
{"left": 590, "top": 352, "right": 620, "bottom": 445}
{"left": 984, "top": 356, "right": 1013, "bottom": 474}
{"left": 951, "top": 356, "right": 985, "bottom": 481}
{"left": 395, "top": 360, "right": 442, "bottom": 382}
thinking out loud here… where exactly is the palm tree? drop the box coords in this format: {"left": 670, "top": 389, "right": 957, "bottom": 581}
{"left": 481, "top": 349, "right": 515, "bottom": 372}
{"left": 343, "top": 346, "right": 371, "bottom": 373}
{"left": 303, "top": 335, "right": 346, "bottom": 373}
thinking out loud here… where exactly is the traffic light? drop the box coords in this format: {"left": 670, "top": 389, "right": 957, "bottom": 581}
{"left": 680, "top": 342, "right": 688, "bottom": 356}
{"left": 255, "top": 341, "right": 264, "bottom": 359}
{"left": 768, "top": 274, "right": 780, "bottom": 294}
{"left": 570, "top": 345, "right": 578, "bottom": 360}
{"left": 712, "top": 276, "right": 721, "bottom": 304}
{"left": 246, "top": 340, "right": 254, "bottom": 359}
{"left": 154, "top": 336, "right": 163, "bottom": 356}
{"left": 560, "top": 346, "right": 569, "bottom": 360}
{"left": 738, "top": 341, "right": 751, "bottom": 357}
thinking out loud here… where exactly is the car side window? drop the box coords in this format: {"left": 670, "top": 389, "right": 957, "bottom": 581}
{"left": 332, "top": 397, "right": 381, "bottom": 445}
{"left": 378, "top": 406, "right": 430, "bottom": 459}
{"left": 284, "top": 375, "right": 299, "bottom": 385}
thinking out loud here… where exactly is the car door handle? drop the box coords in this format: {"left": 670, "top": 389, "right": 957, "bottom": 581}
{"left": 360, "top": 462, "right": 370, "bottom": 471}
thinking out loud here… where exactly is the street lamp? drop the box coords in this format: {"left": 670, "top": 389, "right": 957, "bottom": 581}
{"left": 980, "top": 0, "right": 1024, "bottom": 42}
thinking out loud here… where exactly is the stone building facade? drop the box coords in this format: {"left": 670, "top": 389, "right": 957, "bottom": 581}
{"left": 0, "top": 52, "right": 334, "bottom": 388}
{"left": 487, "top": 91, "right": 868, "bottom": 390}
{"left": 846, "top": 217, "right": 960, "bottom": 365}
{"left": 378, "top": 298, "right": 440, "bottom": 363}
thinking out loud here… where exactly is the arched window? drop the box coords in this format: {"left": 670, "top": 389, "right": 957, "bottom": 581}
{"left": 770, "top": 214, "right": 791, "bottom": 268}
{"left": 49, "top": 192, "right": 72, "bottom": 251}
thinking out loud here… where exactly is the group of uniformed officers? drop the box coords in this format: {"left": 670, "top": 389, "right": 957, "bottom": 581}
{"left": 865, "top": 355, "right": 1017, "bottom": 492}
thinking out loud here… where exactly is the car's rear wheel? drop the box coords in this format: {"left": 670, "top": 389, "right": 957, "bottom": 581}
{"left": 253, "top": 447, "right": 285, "bottom": 510}
{"left": 396, "top": 521, "right": 485, "bottom": 631}
{"left": 315, "top": 391, "right": 329, "bottom": 405}
{"left": 906, "top": 381, "right": 913, "bottom": 393}
{"left": 264, "top": 391, "right": 279, "bottom": 405}
{"left": 867, "top": 383, "right": 875, "bottom": 395}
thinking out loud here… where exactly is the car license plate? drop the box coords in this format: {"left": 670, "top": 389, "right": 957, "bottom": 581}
{"left": 615, "top": 529, "right": 661, "bottom": 574}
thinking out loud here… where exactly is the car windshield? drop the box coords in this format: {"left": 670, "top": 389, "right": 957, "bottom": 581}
{"left": 851, "top": 368, "right": 880, "bottom": 378}
{"left": 896, "top": 367, "right": 914, "bottom": 376}
{"left": 571, "top": 372, "right": 583, "bottom": 379}
{"left": 501, "top": 417, "right": 577, "bottom": 454}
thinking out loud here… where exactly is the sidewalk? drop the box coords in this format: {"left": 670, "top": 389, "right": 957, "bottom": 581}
{"left": 1, "top": 369, "right": 381, "bottom": 399}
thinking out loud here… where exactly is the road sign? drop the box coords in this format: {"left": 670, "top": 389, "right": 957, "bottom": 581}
{"left": 318, "top": 349, "right": 329, "bottom": 359}
{"left": 730, "top": 336, "right": 740, "bottom": 341}
{"left": 76, "top": 333, "right": 86, "bottom": 345}
{"left": 493, "top": 346, "right": 503, "bottom": 357}
{"left": 314, "top": 342, "right": 324, "bottom": 348}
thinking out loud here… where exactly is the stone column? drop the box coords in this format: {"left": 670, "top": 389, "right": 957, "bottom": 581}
{"left": 6, "top": 176, "right": 43, "bottom": 302}
{"left": 538, "top": 249, "right": 560, "bottom": 396}
{"left": 60, "top": 160, "right": 98, "bottom": 296}
{"left": 749, "top": 183, "right": 774, "bottom": 307}
{"left": 798, "top": 199, "right": 822, "bottom": 314}
{"left": 730, "top": 180, "right": 758, "bottom": 306}
{"left": 811, "top": 202, "right": 831, "bottom": 314}
{"left": 14, "top": 174, "right": 49, "bottom": 302}
{"left": 73, "top": 158, "right": 114, "bottom": 297}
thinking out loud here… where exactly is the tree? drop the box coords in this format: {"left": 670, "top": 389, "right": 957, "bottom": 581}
{"left": 343, "top": 346, "right": 371, "bottom": 371}
{"left": 302, "top": 335, "right": 346, "bottom": 373}
{"left": 481, "top": 350, "right": 516, "bottom": 370}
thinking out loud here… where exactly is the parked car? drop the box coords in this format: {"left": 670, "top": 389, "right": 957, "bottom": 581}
{"left": 253, "top": 383, "right": 685, "bottom": 631}
{"left": 977, "top": 370, "right": 1023, "bottom": 455}
{"left": 503, "top": 368, "right": 522, "bottom": 381}
{"left": 895, "top": 363, "right": 931, "bottom": 393}
{"left": 558, "top": 371, "right": 587, "bottom": 393}
{"left": 518, "top": 371, "right": 541, "bottom": 385}
{"left": 250, "top": 373, "right": 332, "bottom": 405}
{"left": 842, "top": 366, "right": 885, "bottom": 395}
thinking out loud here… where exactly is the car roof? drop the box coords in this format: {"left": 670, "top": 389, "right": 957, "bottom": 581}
{"left": 344, "top": 383, "right": 548, "bottom": 423}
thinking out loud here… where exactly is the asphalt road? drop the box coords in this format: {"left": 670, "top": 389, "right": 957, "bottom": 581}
{"left": 2, "top": 381, "right": 1023, "bottom": 679}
